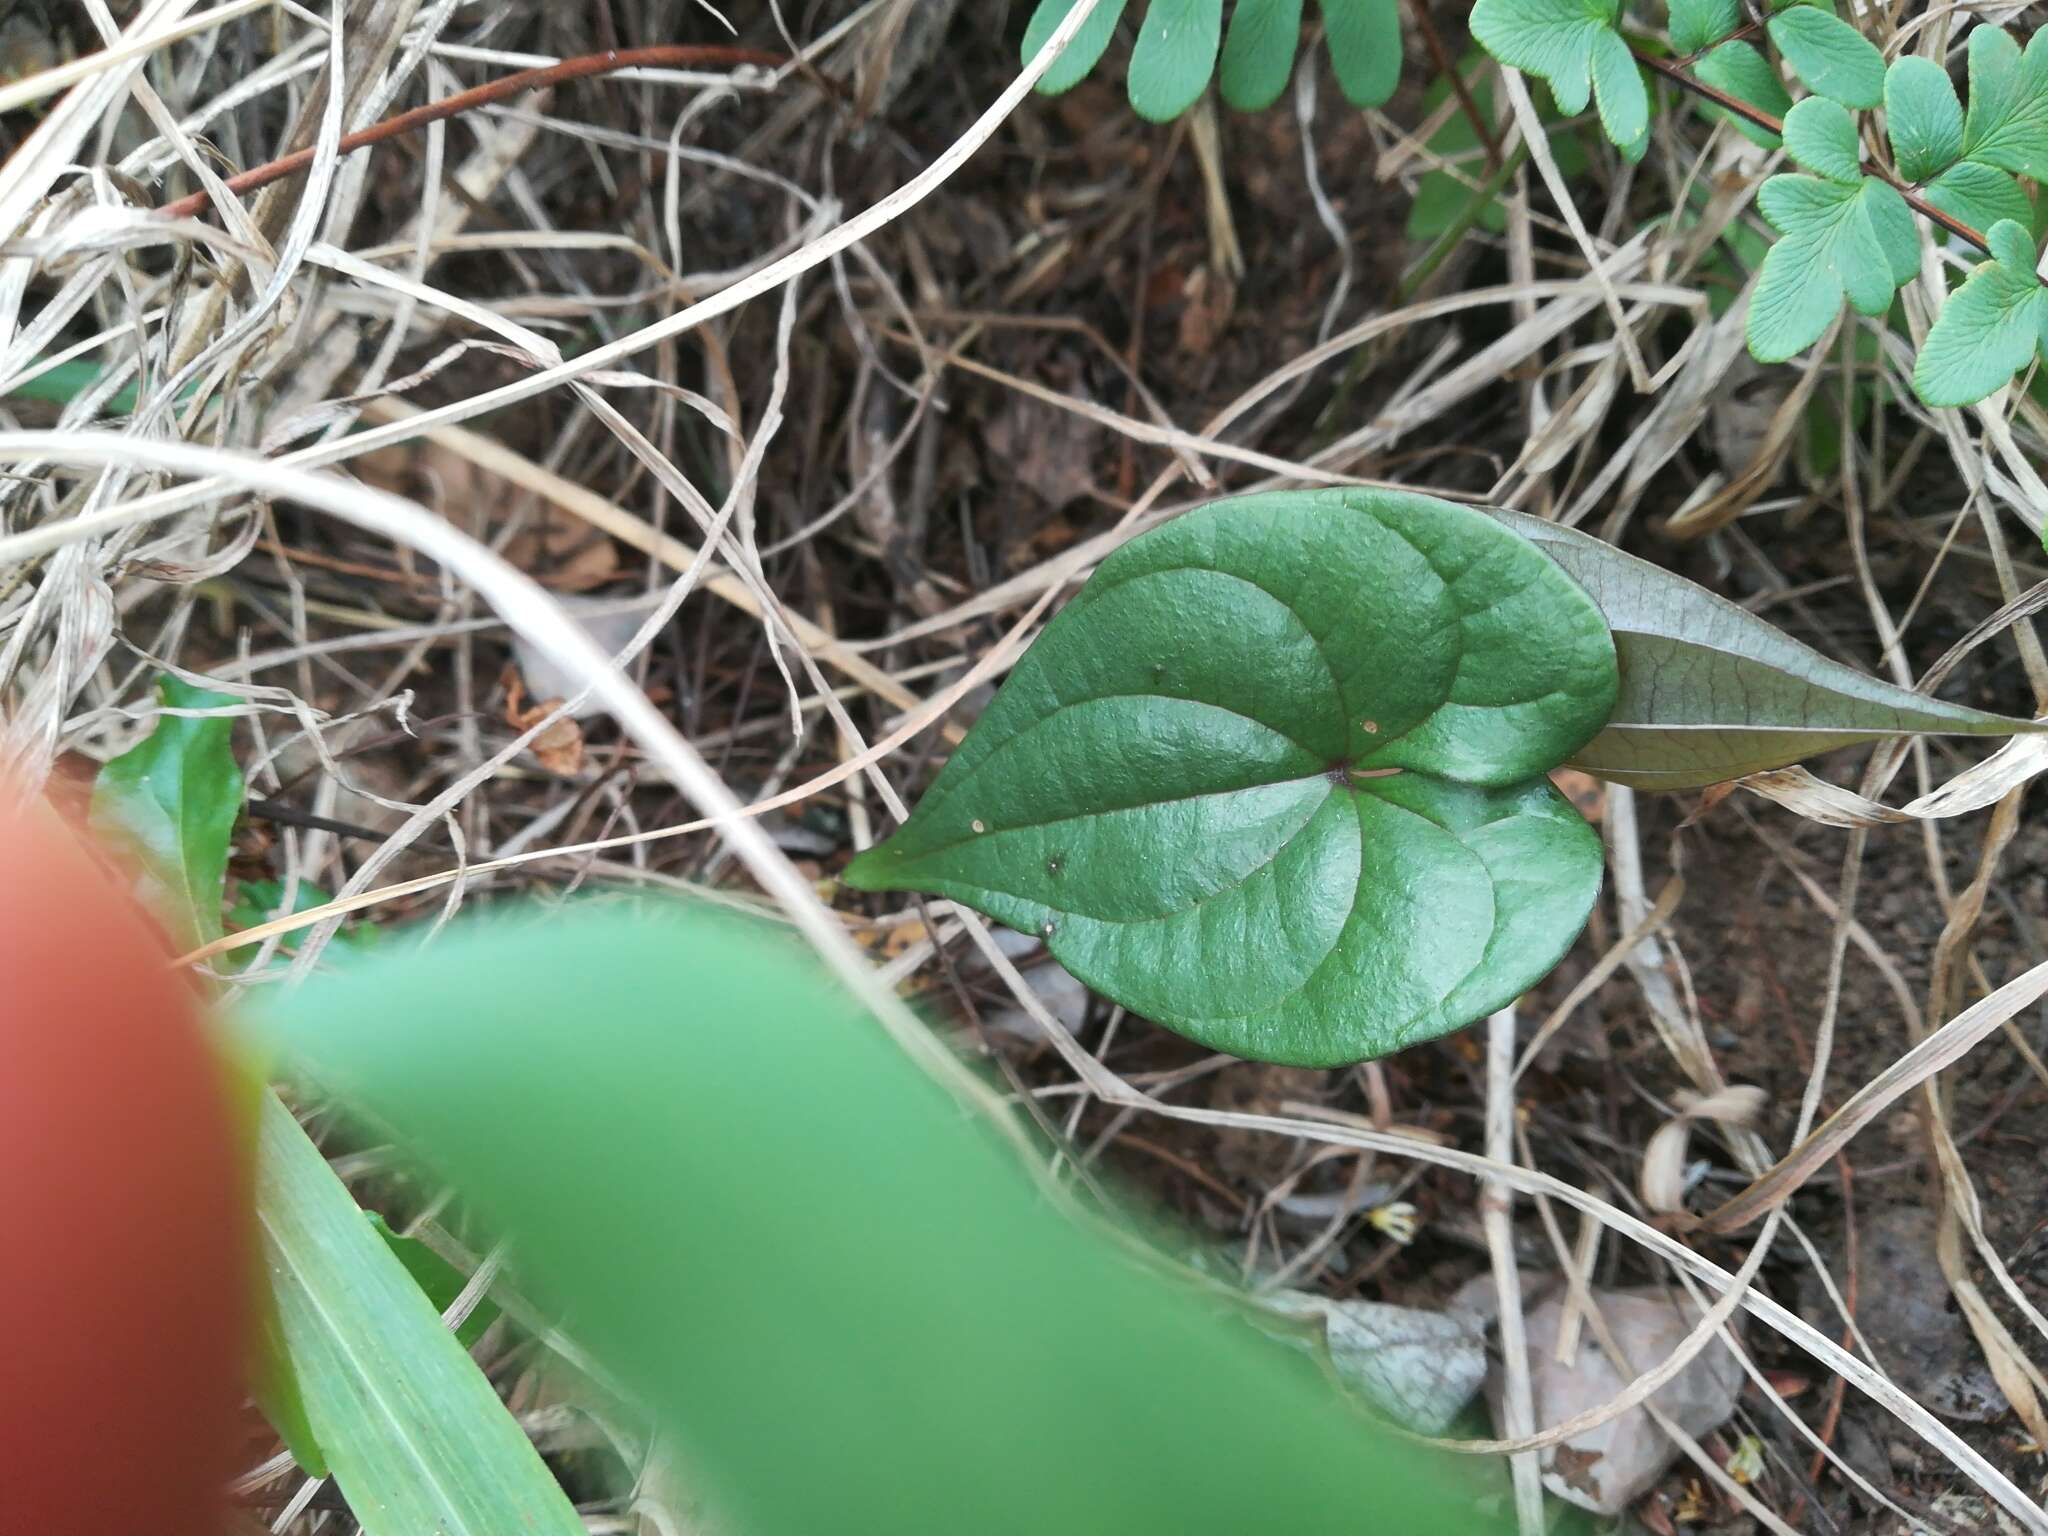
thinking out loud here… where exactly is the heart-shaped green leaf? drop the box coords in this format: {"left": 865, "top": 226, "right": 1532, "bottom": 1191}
{"left": 845, "top": 490, "right": 1618, "bottom": 1066}
{"left": 1493, "top": 510, "right": 2048, "bottom": 788}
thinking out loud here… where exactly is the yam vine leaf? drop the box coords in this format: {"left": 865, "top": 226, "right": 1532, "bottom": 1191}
{"left": 845, "top": 490, "right": 1618, "bottom": 1067}
{"left": 1469, "top": 0, "right": 1649, "bottom": 155}
{"left": 1022, "top": 0, "right": 1401, "bottom": 119}
{"left": 1914, "top": 219, "right": 2048, "bottom": 407}
{"left": 1747, "top": 97, "right": 1917, "bottom": 363}
{"left": 1495, "top": 512, "right": 2048, "bottom": 788}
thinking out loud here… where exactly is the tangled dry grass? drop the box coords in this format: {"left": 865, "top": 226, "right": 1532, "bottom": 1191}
{"left": 5, "top": 1, "right": 2048, "bottom": 1532}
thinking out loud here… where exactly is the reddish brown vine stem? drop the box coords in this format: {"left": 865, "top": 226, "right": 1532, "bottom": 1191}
{"left": 1671, "top": 15, "right": 1764, "bottom": 70}
{"left": 1629, "top": 43, "right": 1993, "bottom": 257}
{"left": 1404, "top": 0, "right": 1502, "bottom": 167}
{"left": 154, "top": 45, "right": 786, "bottom": 222}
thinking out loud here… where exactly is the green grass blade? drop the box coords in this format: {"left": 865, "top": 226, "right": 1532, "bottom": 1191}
{"left": 255, "top": 1092, "right": 586, "bottom": 1536}
{"left": 91, "top": 675, "right": 242, "bottom": 949}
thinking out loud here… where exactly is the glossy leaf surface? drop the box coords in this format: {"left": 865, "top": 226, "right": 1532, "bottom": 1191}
{"left": 847, "top": 490, "right": 1616, "bottom": 1065}
{"left": 1494, "top": 511, "right": 2046, "bottom": 788}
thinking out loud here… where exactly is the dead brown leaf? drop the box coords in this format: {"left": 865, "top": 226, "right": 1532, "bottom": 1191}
{"left": 1549, "top": 768, "right": 1607, "bottom": 824}
{"left": 1677, "top": 779, "right": 1740, "bottom": 828}
{"left": 501, "top": 665, "right": 585, "bottom": 776}
{"left": 1547, "top": 1444, "right": 1606, "bottom": 1502}
{"left": 503, "top": 508, "right": 619, "bottom": 591}
{"left": 1176, "top": 264, "right": 1237, "bottom": 357}
{"left": 984, "top": 391, "right": 1101, "bottom": 510}
{"left": 362, "top": 443, "right": 619, "bottom": 590}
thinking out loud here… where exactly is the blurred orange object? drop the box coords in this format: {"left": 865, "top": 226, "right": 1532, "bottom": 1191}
{"left": 0, "top": 788, "right": 248, "bottom": 1536}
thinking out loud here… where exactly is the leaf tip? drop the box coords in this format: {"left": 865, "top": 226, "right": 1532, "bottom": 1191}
{"left": 840, "top": 845, "right": 901, "bottom": 893}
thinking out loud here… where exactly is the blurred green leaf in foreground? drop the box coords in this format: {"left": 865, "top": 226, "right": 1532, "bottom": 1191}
{"left": 263, "top": 900, "right": 1500, "bottom": 1535}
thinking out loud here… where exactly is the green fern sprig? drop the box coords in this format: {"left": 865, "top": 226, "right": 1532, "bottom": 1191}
{"left": 1021, "top": 0, "right": 1401, "bottom": 120}
{"left": 1469, "top": 2, "right": 2048, "bottom": 408}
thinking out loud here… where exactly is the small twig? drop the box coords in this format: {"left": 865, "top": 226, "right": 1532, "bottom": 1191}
{"left": 244, "top": 795, "right": 443, "bottom": 849}
{"left": 1629, "top": 44, "right": 1993, "bottom": 256}
{"left": 1405, "top": 0, "right": 1503, "bottom": 167}
{"left": 155, "top": 46, "right": 786, "bottom": 221}
{"left": 1808, "top": 1154, "right": 1857, "bottom": 1490}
